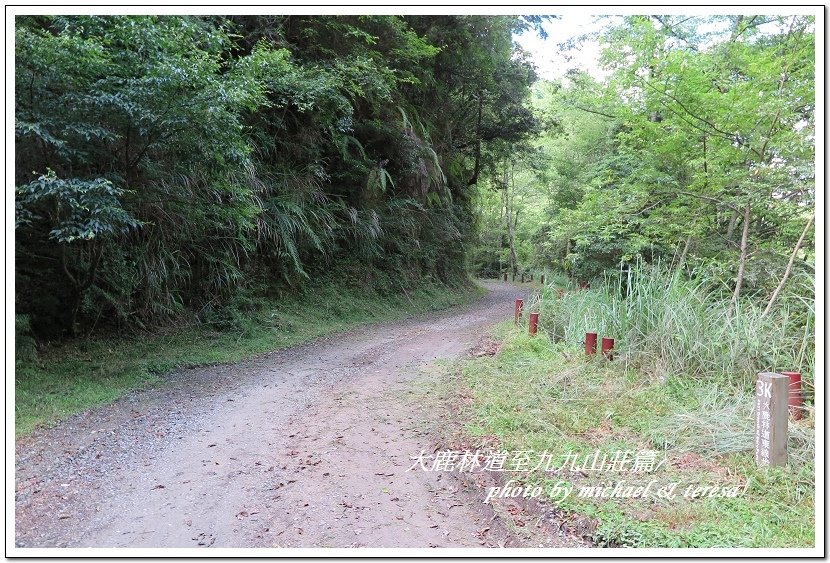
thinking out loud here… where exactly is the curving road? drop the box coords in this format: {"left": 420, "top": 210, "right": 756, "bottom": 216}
{"left": 15, "top": 281, "right": 583, "bottom": 550}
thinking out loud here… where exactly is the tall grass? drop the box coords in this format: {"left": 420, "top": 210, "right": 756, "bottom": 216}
{"left": 533, "top": 264, "right": 815, "bottom": 388}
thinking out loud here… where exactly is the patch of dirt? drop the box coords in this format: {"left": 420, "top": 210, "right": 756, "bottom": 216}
{"left": 669, "top": 452, "right": 746, "bottom": 487}
{"left": 468, "top": 336, "right": 502, "bottom": 358}
{"left": 581, "top": 419, "right": 616, "bottom": 445}
{"left": 669, "top": 452, "right": 732, "bottom": 481}
{"left": 15, "top": 281, "right": 581, "bottom": 550}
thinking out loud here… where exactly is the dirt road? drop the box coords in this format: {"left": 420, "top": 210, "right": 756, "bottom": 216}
{"left": 15, "top": 281, "right": 579, "bottom": 549}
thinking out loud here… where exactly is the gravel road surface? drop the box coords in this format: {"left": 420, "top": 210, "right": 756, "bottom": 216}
{"left": 15, "top": 281, "right": 584, "bottom": 550}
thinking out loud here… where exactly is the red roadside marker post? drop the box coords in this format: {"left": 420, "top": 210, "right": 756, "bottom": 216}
{"left": 585, "top": 332, "right": 597, "bottom": 356}
{"left": 514, "top": 299, "right": 523, "bottom": 325}
{"left": 781, "top": 371, "right": 803, "bottom": 420}
{"left": 601, "top": 337, "right": 615, "bottom": 360}
{"left": 529, "top": 312, "right": 539, "bottom": 336}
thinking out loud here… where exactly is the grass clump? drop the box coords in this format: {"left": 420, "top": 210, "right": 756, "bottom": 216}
{"left": 533, "top": 264, "right": 814, "bottom": 395}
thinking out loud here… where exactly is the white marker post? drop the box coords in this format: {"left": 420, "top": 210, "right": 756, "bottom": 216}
{"left": 755, "top": 372, "right": 788, "bottom": 467}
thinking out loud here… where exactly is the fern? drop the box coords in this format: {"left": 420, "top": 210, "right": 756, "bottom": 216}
{"left": 366, "top": 166, "right": 395, "bottom": 195}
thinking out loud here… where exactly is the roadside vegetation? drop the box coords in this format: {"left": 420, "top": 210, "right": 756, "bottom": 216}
{"left": 15, "top": 15, "right": 543, "bottom": 337}
{"left": 16, "top": 270, "right": 482, "bottom": 435}
{"left": 15, "top": 13, "right": 816, "bottom": 548}
{"left": 15, "top": 15, "right": 540, "bottom": 433}
{"left": 452, "top": 270, "right": 814, "bottom": 547}
{"left": 456, "top": 15, "right": 815, "bottom": 547}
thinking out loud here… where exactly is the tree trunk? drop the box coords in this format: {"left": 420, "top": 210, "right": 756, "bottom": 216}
{"left": 500, "top": 186, "right": 513, "bottom": 271}
{"left": 505, "top": 166, "right": 518, "bottom": 276}
{"left": 509, "top": 210, "right": 519, "bottom": 275}
{"left": 762, "top": 214, "right": 814, "bottom": 317}
{"left": 678, "top": 234, "right": 693, "bottom": 269}
{"left": 565, "top": 239, "right": 571, "bottom": 270}
{"left": 730, "top": 203, "right": 752, "bottom": 311}
{"left": 467, "top": 91, "right": 484, "bottom": 186}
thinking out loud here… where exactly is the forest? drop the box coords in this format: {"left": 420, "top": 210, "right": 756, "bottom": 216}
{"left": 15, "top": 15, "right": 545, "bottom": 337}
{"left": 469, "top": 14, "right": 815, "bottom": 387}
{"left": 473, "top": 15, "right": 814, "bottom": 293}
{"left": 15, "top": 15, "right": 814, "bottom": 344}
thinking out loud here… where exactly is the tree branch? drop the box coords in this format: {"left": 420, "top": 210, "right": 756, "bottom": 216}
{"left": 61, "top": 245, "right": 79, "bottom": 287}
{"left": 761, "top": 213, "right": 814, "bottom": 317}
{"left": 642, "top": 80, "right": 765, "bottom": 160}
{"left": 651, "top": 16, "right": 698, "bottom": 51}
{"left": 572, "top": 104, "right": 619, "bottom": 120}
{"left": 653, "top": 189, "right": 739, "bottom": 212}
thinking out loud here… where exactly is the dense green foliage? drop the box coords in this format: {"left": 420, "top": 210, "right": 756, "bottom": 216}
{"left": 472, "top": 15, "right": 815, "bottom": 298}
{"left": 457, "top": 15, "right": 815, "bottom": 548}
{"left": 470, "top": 14, "right": 815, "bottom": 388}
{"left": 15, "top": 15, "right": 542, "bottom": 337}
{"left": 13, "top": 14, "right": 818, "bottom": 546}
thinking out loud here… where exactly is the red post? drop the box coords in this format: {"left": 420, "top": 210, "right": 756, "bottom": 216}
{"left": 782, "top": 371, "right": 803, "bottom": 420}
{"left": 540, "top": 274, "right": 545, "bottom": 286}
{"left": 585, "top": 332, "right": 597, "bottom": 356}
{"left": 601, "top": 337, "right": 614, "bottom": 360}
{"left": 514, "top": 299, "right": 523, "bottom": 325}
{"left": 529, "top": 312, "right": 539, "bottom": 336}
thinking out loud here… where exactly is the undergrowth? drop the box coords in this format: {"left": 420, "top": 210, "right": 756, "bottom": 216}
{"left": 452, "top": 266, "right": 814, "bottom": 548}
{"left": 456, "top": 325, "right": 815, "bottom": 547}
{"left": 15, "top": 274, "right": 483, "bottom": 436}
{"left": 532, "top": 265, "right": 814, "bottom": 395}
